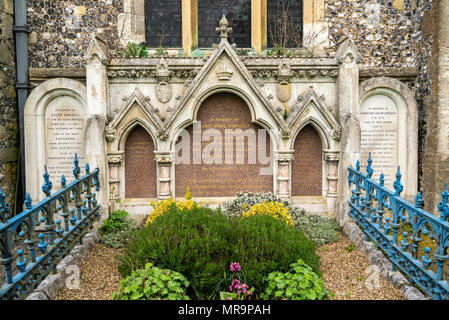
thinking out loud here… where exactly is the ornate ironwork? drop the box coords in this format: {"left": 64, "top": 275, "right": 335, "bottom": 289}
{"left": 0, "top": 154, "right": 100, "bottom": 300}
{"left": 348, "top": 153, "right": 449, "bottom": 300}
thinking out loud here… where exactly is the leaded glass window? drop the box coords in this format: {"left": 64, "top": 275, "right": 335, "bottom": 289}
{"left": 267, "top": 0, "right": 303, "bottom": 48}
{"left": 198, "top": 0, "right": 251, "bottom": 48}
{"left": 145, "top": 0, "right": 182, "bottom": 48}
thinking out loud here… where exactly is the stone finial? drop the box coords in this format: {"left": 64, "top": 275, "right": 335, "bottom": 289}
{"left": 216, "top": 15, "right": 232, "bottom": 41}
{"left": 335, "top": 35, "right": 361, "bottom": 65}
{"left": 83, "top": 35, "right": 109, "bottom": 65}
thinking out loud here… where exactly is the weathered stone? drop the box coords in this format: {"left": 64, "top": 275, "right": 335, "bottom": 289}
{"left": 25, "top": 291, "right": 49, "bottom": 300}
{"left": 34, "top": 274, "right": 65, "bottom": 300}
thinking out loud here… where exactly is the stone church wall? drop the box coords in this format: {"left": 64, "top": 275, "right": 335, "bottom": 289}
{"left": 0, "top": 0, "right": 19, "bottom": 213}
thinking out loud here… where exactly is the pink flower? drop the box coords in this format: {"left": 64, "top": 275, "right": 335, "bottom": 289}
{"left": 230, "top": 262, "right": 241, "bottom": 272}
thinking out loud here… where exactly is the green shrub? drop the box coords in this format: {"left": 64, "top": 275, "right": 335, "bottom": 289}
{"left": 261, "top": 259, "right": 329, "bottom": 300}
{"left": 99, "top": 210, "right": 138, "bottom": 248}
{"left": 112, "top": 263, "right": 190, "bottom": 300}
{"left": 289, "top": 208, "right": 341, "bottom": 246}
{"left": 116, "top": 205, "right": 320, "bottom": 299}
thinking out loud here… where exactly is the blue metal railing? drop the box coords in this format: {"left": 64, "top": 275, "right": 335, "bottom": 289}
{"left": 0, "top": 154, "right": 100, "bottom": 300}
{"left": 348, "top": 153, "right": 449, "bottom": 300}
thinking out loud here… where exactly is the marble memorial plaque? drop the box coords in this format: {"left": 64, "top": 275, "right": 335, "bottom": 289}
{"left": 291, "top": 125, "right": 322, "bottom": 196}
{"left": 125, "top": 126, "right": 158, "bottom": 198}
{"left": 360, "top": 94, "right": 398, "bottom": 187}
{"left": 175, "top": 93, "right": 273, "bottom": 197}
{"left": 45, "top": 96, "right": 86, "bottom": 185}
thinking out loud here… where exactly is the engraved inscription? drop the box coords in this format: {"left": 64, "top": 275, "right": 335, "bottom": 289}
{"left": 175, "top": 93, "right": 273, "bottom": 197}
{"left": 125, "top": 126, "right": 157, "bottom": 198}
{"left": 360, "top": 94, "right": 398, "bottom": 187}
{"left": 45, "top": 96, "right": 86, "bottom": 184}
{"left": 291, "top": 125, "right": 322, "bottom": 196}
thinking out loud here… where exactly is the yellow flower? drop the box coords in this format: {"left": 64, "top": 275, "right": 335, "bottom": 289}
{"left": 145, "top": 188, "right": 197, "bottom": 226}
{"left": 242, "top": 201, "right": 294, "bottom": 226}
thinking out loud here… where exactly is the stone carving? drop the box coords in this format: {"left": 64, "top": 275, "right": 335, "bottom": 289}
{"left": 278, "top": 60, "right": 292, "bottom": 79}
{"left": 155, "top": 153, "right": 173, "bottom": 164}
{"left": 156, "top": 81, "right": 172, "bottom": 103}
{"left": 107, "top": 152, "right": 124, "bottom": 165}
{"left": 275, "top": 153, "right": 294, "bottom": 164}
{"left": 157, "top": 128, "right": 169, "bottom": 141}
{"left": 250, "top": 68, "right": 338, "bottom": 79}
{"left": 108, "top": 69, "right": 156, "bottom": 78}
{"left": 105, "top": 128, "right": 117, "bottom": 142}
{"left": 276, "top": 81, "right": 291, "bottom": 103}
{"left": 216, "top": 59, "right": 233, "bottom": 80}
{"left": 323, "top": 151, "right": 340, "bottom": 162}
{"left": 216, "top": 15, "right": 232, "bottom": 39}
{"left": 331, "top": 127, "right": 342, "bottom": 141}
{"left": 156, "top": 58, "right": 170, "bottom": 79}
{"left": 280, "top": 129, "right": 290, "bottom": 140}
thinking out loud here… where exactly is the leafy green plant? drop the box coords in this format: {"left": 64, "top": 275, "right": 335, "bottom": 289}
{"left": 261, "top": 259, "right": 329, "bottom": 300}
{"left": 345, "top": 243, "right": 356, "bottom": 252}
{"left": 154, "top": 46, "right": 168, "bottom": 57}
{"left": 116, "top": 205, "right": 320, "bottom": 299}
{"left": 111, "top": 262, "right": 190, "bottom": 300}
{"left": 99, "top": 210, "right": 138, "bottom": 248}
{"left": 121, "top": 41, "right": 149, "bottom": 58}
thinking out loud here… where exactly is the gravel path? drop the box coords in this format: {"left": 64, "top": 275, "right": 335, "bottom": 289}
{"left": 54, "top": 243, "right": 122, "bottom": 300}
{"left": 317, "top": 233, "right": 405, "bottom": 300}
{"left": 54, "top": 233, "right": 405, "bottom": 300}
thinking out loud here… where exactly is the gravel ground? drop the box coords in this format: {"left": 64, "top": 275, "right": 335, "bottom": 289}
{"left": 54, "top": 243, "right": 122, "bottom": 300}
{"left": 53, "top": 233, "right": 405, "bottom": 300}
{"left": 317, "top": 233, "right": 405, "bottom": 300}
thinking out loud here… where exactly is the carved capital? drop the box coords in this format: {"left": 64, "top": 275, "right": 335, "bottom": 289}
{"left": 155, "top": 153, "right": 173, "bottom": 164}
{"left": 107, "top": 152, "right": 124, "bottom": 165}
{"left": 275, "top": 152, "right": 295, "bottom": 164}
{"left": 277, "top": 60, "right": 292, "bottom": 80}
{"left": 323, "top": 150, "right": 340, "bottom": 162}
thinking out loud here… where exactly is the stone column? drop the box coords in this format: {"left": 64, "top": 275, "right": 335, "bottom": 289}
{"left": 182, "top": 0, "right": 198, "bottom": 56}
{"left": 275, "top": 150, "right": 294, "bottom": 202}
{"left": 335, "top": 36, "right": 361, "bottom": 224}
{"left": 251, "top": 0, "right": 267, "bottom": 54}
{"left": 83, "top": 36, "right": 110, "bottom": 214}
{"left": 324, "top": 149, "right": 340, "bottom": 216}
{"left": 155, "top": 152, "right": 173, "bottom": 200}
{"left": 107, "top": 151, "right": 123, "bottom": 212}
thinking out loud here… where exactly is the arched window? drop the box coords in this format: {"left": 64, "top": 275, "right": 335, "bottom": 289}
{"left": 267, "top": 0, "right": 303, "bottom": 48}
{"left": 145, "top": 0, "right": 182, "bottom": 48}
{"left": 198, "top": 0, "right": 251, "bottom": 48}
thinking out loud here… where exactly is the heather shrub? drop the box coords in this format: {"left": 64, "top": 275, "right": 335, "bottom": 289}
{"left": 242, "top": 201, "right": 294, "bottom": 226}
{"left": 116, "top": 205, "right": 319, "bottom": 299}
{"left": 223, "top": 192, "right": 289, "bottom": 217}
{"left": 289, "top": 208, "right": 341, "bottom": 246}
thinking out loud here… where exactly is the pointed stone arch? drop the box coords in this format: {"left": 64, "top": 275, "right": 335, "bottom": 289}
{"left": 174, "top": 92, "right": 274, "bottom": 199}
{"left": 124, "top": 124, "right": 158, "bottom": 199}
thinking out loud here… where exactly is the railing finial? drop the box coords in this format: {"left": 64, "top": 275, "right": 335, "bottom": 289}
{"left": 393, "top": 166, "right": 403, "bottom": 196}
{"left": 415, "top": 191, "right": 423, "bottom": 209}
{"left": 73, "top": 153, "right": 80, "bottom": 179}
{"left": 41, "top": 165, "right": 53, "bottom": 197}
{"left": 0, "top": 185, "right": 10, "bottom": 222}
{"left": 24, "top": 193, "right": 32, "bottom": 209}
{"left": 379, "top": 173, "right": 384, "bottom": 186}
{"left": 366, "top": 153, "right": 373, "bottom": 178}
{"left": 356, "top": 160, "right": 360, "bottom": 171}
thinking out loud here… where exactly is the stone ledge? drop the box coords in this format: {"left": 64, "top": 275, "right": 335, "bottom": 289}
{"left": 25, "top": 227, "right": 99, "bottom": 300}
{"left": 340, "top": 221, "right": 428, "bottom": 300}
